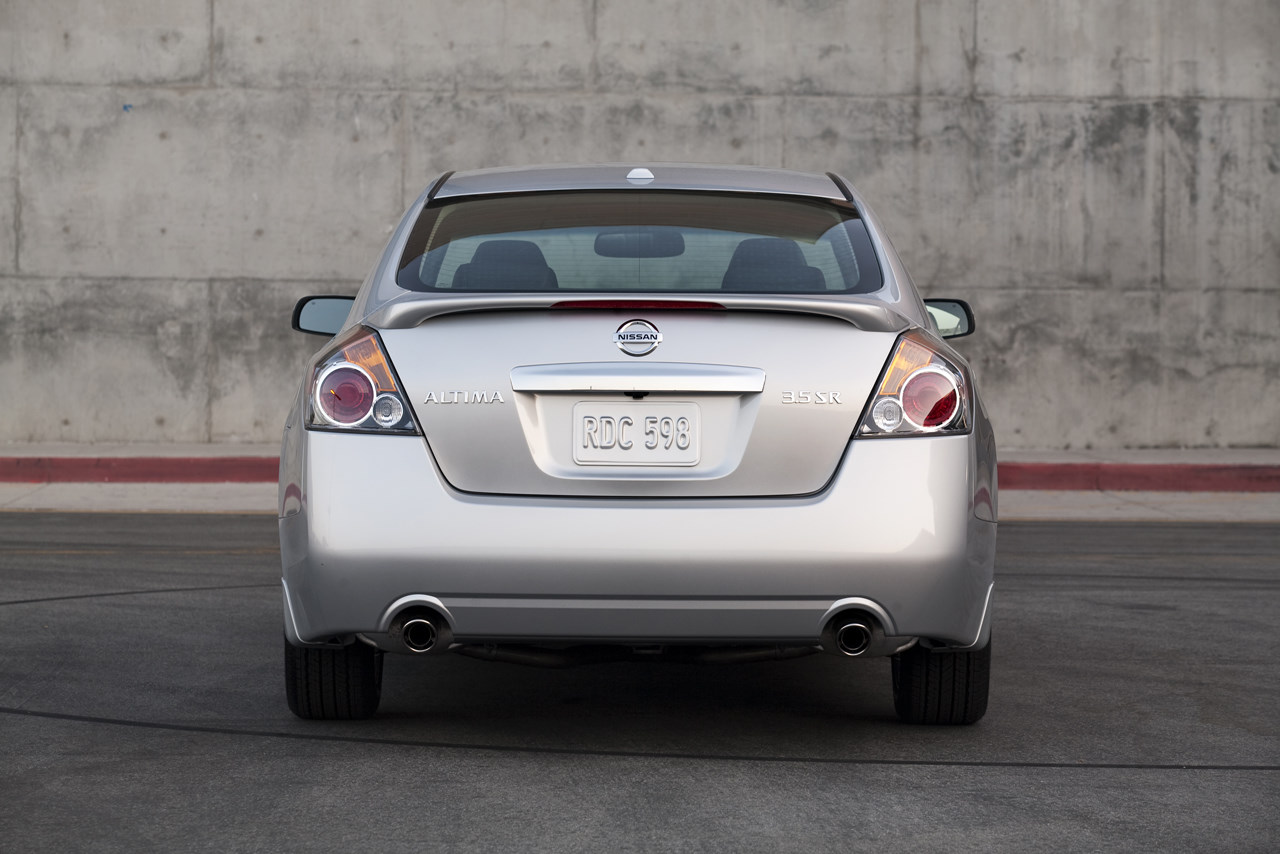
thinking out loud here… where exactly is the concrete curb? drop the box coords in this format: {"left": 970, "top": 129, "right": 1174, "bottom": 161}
{"left": 1, "top": 455, "right": 1279, "bottom": 492}
{"left": 998, "top": 462, "right": 1280, "bottom": 492}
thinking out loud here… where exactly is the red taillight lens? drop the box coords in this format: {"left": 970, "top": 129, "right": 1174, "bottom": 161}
{"left": 901, "top": 368, "right": 959, "bottom": 429}
{"left": 858, "top": 330, "right": 971, "bottom": 437}
{"left": 306, "top": 327, "right": 418, "bottom": 434}
{"left": 315, "top": 364, "right": 376, "bottom": 426}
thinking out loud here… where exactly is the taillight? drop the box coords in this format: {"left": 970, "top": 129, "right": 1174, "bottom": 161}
{"left": 900, "top": 368, "right": 959, "bottom": 429}
{"left": 858, "top": 330, "right": 970, "bottom": 437}
{"left": 316, "top": 364, "right": 376, "bottom": 426}
{"left": 306, "top": 328, "right": 418, "bottom": 434}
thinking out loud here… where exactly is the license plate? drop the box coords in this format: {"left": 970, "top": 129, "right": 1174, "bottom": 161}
{"left": 572, "top": 402, "right": 701, "bottom": 466}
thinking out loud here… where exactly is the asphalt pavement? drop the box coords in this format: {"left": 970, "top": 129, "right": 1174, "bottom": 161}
{"left": 0, "top": 513, "right": 1276, "bottom": 852}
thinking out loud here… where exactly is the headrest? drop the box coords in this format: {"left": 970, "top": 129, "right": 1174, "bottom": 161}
{"left": 721, "top": 237, "right": 825, "bottom": 292}
{"left": 725, "top": 237, "right": 807, "bottom": 269}
{"left": 470, "top": 239, "right": 550, "bottom": 267}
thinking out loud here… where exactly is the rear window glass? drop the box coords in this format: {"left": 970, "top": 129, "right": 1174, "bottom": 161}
{"left": 395, "top": 191, "right": 882, "bottom": 294}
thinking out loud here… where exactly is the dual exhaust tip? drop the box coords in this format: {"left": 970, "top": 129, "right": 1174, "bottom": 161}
{"left": 389, "top": 612, "right": 452, "bottom": 655}
{"left": 834, "top": 621, "right": 873, "bottom": 657}
{"left": 401, "top": 618, "right": 439, "bottom": 653}
{"left": 824, "top": 614, "right": 888, "bottom": 657}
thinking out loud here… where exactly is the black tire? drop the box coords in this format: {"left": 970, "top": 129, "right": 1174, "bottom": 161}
{"left": 891, "top": 638, "right": 990, "bottom": 725}
{"left": 285, "top": 635, "right": 383, "bottom": 720}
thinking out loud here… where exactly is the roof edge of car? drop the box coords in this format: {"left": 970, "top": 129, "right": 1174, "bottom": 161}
{"left": 429, "top": 163, "right": 850, "bottom": 202}
{"left": 425, "top": 170, "right": 455, "bottom": 203}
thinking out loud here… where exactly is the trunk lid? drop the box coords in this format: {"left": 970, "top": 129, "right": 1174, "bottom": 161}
{"left": 380, "top": 305, "right": 899, "bottom": 497}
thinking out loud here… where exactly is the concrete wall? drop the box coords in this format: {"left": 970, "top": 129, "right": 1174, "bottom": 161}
{"left": 1, "top": 0, "right": 1277, "bottom": 448}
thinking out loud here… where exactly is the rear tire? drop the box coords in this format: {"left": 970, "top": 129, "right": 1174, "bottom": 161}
{"left": 891, "top": 638, "right": 990, "bottom": 725}
{"left": 285, "top": 635, "right": 383, "bottom": 720}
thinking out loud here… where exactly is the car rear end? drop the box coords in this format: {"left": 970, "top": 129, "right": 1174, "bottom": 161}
{"left": 280, "top": 164, "right": 996, "bottom": 723}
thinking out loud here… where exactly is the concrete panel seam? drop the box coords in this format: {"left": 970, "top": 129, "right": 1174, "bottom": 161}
{"left": 967, "top": 0, "right": 979, "bottom": 100}
{"left": 207, "top": 0, "right": 216, "bottom": 87}
{"left": 11, "top": 90, "right": 18, "bottom": 274}
{"left": 12, "top": 81, "right": 1280, "bottom": 105}
{"left": 397, "top": 92, "right": 407, "bottom": 211}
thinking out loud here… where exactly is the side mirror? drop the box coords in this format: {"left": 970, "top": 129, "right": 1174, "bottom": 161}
{"left": 291, "top": 295, "right": 355, "bottom": 336}
{"left": 923, "top": 299, "right": 975, "bottom": 339}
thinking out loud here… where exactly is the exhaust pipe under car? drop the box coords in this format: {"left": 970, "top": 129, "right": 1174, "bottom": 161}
{"left": 387, "top": 611, "right": 453, "bottom": 655}
{"left": 401, "top": 618, "right": 438, "bottom": 653}
{"left": 835, "top": 621, "right": 872, "bottom": 656}
{"left": 822, "top": 612, "right": 910, "bottom": 658}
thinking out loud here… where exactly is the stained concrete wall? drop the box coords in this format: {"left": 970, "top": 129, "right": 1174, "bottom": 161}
{"left": 1, "top": 0, "right": 1277, "bottom": 448}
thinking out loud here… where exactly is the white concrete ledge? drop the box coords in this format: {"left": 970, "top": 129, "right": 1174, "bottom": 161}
{"left": 998, "top": 490, "right": 1280, "bottom": 523}
{"left": 3, "top": 482, "right": 1278, "bottom": 522}
{"left": 0, "top": 483, "right": 277, "bottom": 515}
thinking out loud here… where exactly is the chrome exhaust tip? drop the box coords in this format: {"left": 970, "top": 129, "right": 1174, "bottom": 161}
{"left": 385, "top": 610, "right": 452, "bottom": 654}
{"left": 835, "top": 622, "right": 872, "bottom": 657}
{"left": 401, "top": 618, "right": 438, "bottom": 653}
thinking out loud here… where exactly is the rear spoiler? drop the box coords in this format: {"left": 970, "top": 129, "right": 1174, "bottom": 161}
{"left": 366, "top": 292, "right": 910, "bottom": 334}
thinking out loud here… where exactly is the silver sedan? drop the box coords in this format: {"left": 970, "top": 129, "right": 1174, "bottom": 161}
{"left": 280, "top": 163, "right": 997, "bottom": 724}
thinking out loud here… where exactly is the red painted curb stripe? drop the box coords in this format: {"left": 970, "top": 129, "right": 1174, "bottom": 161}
{"left": 0, "top": 457, "right": 278, "bottom": 484}
{"left": 998, "top": 462, "right": 1280, "bottom": 493}
{"left": 0, "top": 457, "right": 1277, "bottom": 492}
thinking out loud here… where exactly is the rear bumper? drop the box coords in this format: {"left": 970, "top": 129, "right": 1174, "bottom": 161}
{"left": 280, "top": 431, "right": 996, "bottom": 649}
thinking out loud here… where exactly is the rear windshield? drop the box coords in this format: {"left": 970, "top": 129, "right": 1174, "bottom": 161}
{"left": 395, "top": 191, "right": 882, "bottom": 294}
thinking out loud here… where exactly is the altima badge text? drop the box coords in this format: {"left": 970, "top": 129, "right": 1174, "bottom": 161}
{"left": 423, "top": 391, "right": 505, "bottom": 404}
{"left": 614, "top": 319, "right": 662, "bottom": 357}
